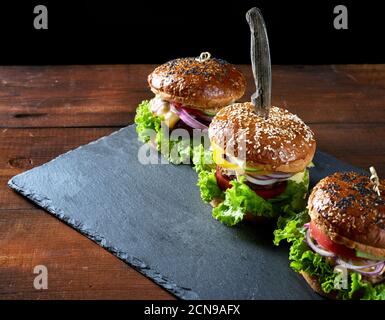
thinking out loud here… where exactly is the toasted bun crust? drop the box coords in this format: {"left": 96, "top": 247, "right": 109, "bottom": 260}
{"left": 148, "top": 57, "right": 246, "bottom": 110}
{"left": 308, "top": 172, "right": 385, "bottom": 257}
{"left": 208, "top": 102, "right": 316, "bottom": 173}
{"left": 301, "top": 271, "right": 337, "bottom": 299}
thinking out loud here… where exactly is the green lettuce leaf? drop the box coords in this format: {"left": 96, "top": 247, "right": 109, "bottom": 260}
{"left": 192, "top": 144, "right": 215, "bottom": 173}
{"left": 134, "top": 100, "right": 161, "bottom": 143}
{"left": 192, "top": 147, "right": 310, "bottom": 226}
{"left": 213, "top": 176, "right": 276, "bottom": 226}
{"left": 273, "top": 210, "right": 308, "bottom": 245}
{"left": 197, "top": 169, "right": 224, "bottom": 202}
{"left": 348, "top": 273, "right": 385, "bottom": 300}
{"left": 156, "top": 127, "right": 193, "bottom": 164}
{"left": 134, "top": 100, "right": 192, "bottom": 164}
{"left": 270, "top": 170, "right": 309, "bottom": 213}
{"left": 192, "top": 145, "right": 223, "bottom": 202}
{"left": 273, "top": 209, "right": 385, "bottom": 300}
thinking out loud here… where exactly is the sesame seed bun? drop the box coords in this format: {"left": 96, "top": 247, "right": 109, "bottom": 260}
{"left": 208, "top": 102, "right": 316, "bottom": 173}
{"left": 148, "top": 57, "right": 246, "bottom": 110}
{"left": 308, "top": 172, "right": 385, "bottom": 257}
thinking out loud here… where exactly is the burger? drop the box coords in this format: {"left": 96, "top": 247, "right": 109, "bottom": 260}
{"left": 274, "top": 171, "right": 385, "bottom": 299}
{"left": 134, "top": 53, "right": 246, "bottom": 164}
{"left": 192, "top": 102, "right": 316, "bottom": 226}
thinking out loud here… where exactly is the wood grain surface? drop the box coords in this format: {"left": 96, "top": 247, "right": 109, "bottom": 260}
{"left": 0, "top": 64, "right": 384, "bottom": 299}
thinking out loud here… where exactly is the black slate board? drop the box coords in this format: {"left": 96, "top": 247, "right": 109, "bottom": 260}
{"left": 8, "top": 125, "right": 366, "bottom": 299}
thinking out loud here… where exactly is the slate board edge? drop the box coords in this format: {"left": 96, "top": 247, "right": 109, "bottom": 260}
{"left": 6, "top": 124, "right": 367, "bottom": 300}
{"left": 7, "top": 126, "right": 199, "bottom": 300}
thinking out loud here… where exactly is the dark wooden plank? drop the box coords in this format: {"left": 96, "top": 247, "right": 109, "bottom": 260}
{"left": 266, "top": 65, "right": 385, "bottom": 124}
{"left": 1, "top": 125, "right": 385, "bottom": 211}
{"left": 312, "top": 123, "right": 385, "bottom": 174}
{"left": 0, "top": 65, "right": 384, "bottom": 128}
{"left": 311, "top": 124, "right": 385, "bottom": 174}
{"left": 0, "top": 65, "right": 151, "bottom": 128}
{"left": 0, "top": 209, "right": 174, "bottom": 299}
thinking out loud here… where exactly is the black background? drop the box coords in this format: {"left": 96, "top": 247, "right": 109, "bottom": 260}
{"left": 1, "top": 0, "right": 384, "bottom": 64}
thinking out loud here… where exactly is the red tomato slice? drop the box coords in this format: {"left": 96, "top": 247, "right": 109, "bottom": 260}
{"left": 215, "top": 167, "right": 232, "bottom": 190}
{"left": 310, "top": 222, "right": 358, "bottom": 260}
{"left": 248, "top": 182, "right": 287, "bottom": 199}
{"left": 215, "top": 167, "right": 286, "bottom": 200}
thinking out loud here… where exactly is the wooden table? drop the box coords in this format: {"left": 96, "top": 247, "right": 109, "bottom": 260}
{"left": 0, "top": 64, "right": 384, "bottom": 299}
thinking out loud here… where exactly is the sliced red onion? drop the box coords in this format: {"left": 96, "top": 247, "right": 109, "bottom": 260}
{"left": 246, "top": 174, "right": 272, "bottom": 180}
{"left": 337, "top": 261, "right": 385, "bottom": 276}
{"left": 266, "top": 172, "right": 294, "bottom": 179}
{"left": 356, "top": 262, "right": 385, "bottom": 276}
{"left": 306, "top": 229, "right": 336, "bottom": 257}
{"left": 184, "top": 109, "right": 213, "bottom": 122}
{"left": 170, "top": 103, "right": 213, "bottom": 122}
{"left": 225, "top": 155, "right": 293, "bottom": 184}
{"left": 170, "top": 104, "right": 180, "bottom": 115}
{"left": 275, "top": 177, "right": 293, "bottom": 182}
{"left": 253, "top": 174, "right": 290, "bottom": 181}
{"left": 150, "top": 105, "right": 159, "bottom": 113}
{"left": 243, "top": 171, "right": 293, "bottom": 182}
{"left": 304, "top": 223, "right": 310, "bottom": 228}
{"left": 336, "top": 258, "right": 385, "bottom": 272}
{"left": 170, "top": 103, "right": 209, "bottom": 129}
{"left": 179, "top": 108, "right": 208, "bottom": 129}
{"left": 150, "top": 98, "right": 166, "bottom": 113}
{"left": 245, "top": 174, "right": 278, "bottom": 186}
{"left": 306, "top": 229, "right": 385, "bottom": 276}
